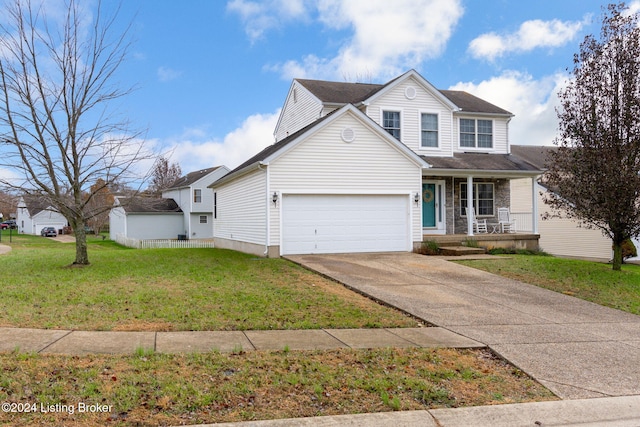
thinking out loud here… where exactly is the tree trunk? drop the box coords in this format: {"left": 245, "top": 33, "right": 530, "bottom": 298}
{"left": 612, "top": 240, "right": 623, "bottom": 271}
{"left": 73, "top": 224, "right": 90, "bottom": 266}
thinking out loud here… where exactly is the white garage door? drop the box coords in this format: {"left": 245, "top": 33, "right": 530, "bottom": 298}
{"left": 282, "top": 194, "right": 410, "bottom": 255}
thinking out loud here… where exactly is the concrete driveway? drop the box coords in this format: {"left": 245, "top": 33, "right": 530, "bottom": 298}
{"left": 286, "top": 252, "right": 640, "bottom": 400}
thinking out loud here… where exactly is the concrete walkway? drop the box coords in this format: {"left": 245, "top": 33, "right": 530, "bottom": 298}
{"left": 286, "top": 252, "right": 640, "bottom": 400}
{"left": 0, "top": 326, "right": 482, "bottom": 355}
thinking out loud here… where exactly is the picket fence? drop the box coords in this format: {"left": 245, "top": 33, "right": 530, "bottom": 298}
{"left": 115, "top": 234, "right": 215, "bottom": 249}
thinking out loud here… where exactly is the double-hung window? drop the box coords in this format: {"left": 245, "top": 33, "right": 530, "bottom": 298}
{"left": 460, "top": 183, "right": 494, "bottom": 216}
{"left": 421, "top": 113, "right": 438, "bottom": 148}
{"left": 383, "top": 110, "right": 401, "bottom": 140}
{"left": 194, "top": 189, "right": 202, "bottom": 203}
{"left": 460, "top": 118, "right": 493, "bottom": 148}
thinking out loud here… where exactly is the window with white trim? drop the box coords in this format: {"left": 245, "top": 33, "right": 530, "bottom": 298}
{"left": 199, "top": 215, "right": 207, "bottom": 224}
{"left": 460, "top": 118, "right": 493, "bottom": 148}
{"left": 382, "top": 110, "right": 401, "bottom": 140}
{"left": 421, "top": 113, "right": 438, "bottom": 147}
{"left": 193, "top": 189, "right": 202, "bottom": 203}
{"left": 460, "top": 183, "right": 494, "bottom": 216}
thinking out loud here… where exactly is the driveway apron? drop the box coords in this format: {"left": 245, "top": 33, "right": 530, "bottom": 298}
{"left": 286, "top": 252, "right": 640, "bottom": 400}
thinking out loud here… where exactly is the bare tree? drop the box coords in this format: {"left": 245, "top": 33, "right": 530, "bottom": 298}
{"left": 148, "top": 156, "right": 182, "bottom": 196}
{"left": 545, "top": 3, "right": 640, "bottom": 271}
{"left": 0, "top": 0, "right": 155, "bottom": 265}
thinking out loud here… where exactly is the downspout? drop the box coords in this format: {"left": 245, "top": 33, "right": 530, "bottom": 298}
{"left": 259, "top": 162, "right": 270, "bottom": 256}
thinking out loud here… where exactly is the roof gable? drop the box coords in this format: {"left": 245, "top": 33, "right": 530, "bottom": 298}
{"left": 214, "top": 105, "right": 429, "bottom": 187}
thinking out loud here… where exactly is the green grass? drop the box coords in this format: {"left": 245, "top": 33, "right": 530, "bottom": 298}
{"left": 0, "top": 348, "right": 555, "bottom": 426}
{"left": 0, "top": 235, "right": 416, "bottom": 331}
{"left": 456, "top": 255, "right": 640, "bottom": 315}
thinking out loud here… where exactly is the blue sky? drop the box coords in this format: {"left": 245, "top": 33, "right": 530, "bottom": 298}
{"left": 94, "top": 1, "right": 634, "bottom": 172}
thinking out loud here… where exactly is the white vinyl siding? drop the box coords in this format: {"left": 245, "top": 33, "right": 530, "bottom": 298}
{"left": 275, "top": 81, "right": 324, "bottom": 142}
{"left": 269, "top": 111, "right": 422, "bottom": 247}
{"left": 125, "top": 214, "right": 184, "bottom": 240}
{"left": 366, "top": 77, "right": 453, "bottom": 154}
{"left": 213, "top": 169, "right": 266, "bottom": 245}
{"left": 510, "top": 178, "right": 612, "bottom": 260}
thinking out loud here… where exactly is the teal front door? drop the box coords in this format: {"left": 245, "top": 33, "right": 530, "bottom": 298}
{"left": 422, "top": 183, "right": 436, "bottom": 227}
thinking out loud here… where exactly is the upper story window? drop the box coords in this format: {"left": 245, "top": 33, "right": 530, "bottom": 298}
{"left": 193, "top": 189, "right": 202, "bottom": 203}
{"left": 421, "top": 113, "right": 438, "bottom": 148}
{"left": 382, "top": 110, "right": 401, "bottom": 140}
{"left": 460, "top": 118, "right": 493, "bottom": 149}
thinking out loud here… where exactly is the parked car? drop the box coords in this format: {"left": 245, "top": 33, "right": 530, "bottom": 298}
{"left": 0, "top": 220, "right": 17, "bottom": 230}
{"left": 40, "top": 227, "right": 57, "bottom": 237}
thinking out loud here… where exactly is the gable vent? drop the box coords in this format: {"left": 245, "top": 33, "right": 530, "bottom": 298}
{"left": 341, "top": 127, "right": 355, "bottom": 143}
{"left": 405, "top": 86, "right": 417, "bottom": 100}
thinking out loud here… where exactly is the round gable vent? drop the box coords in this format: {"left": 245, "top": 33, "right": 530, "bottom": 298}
{"left": 405, "top": 86, "right": 417, "bottom": 100}
{"left": 341, "top": 127, "right": 355, "bottom": 143}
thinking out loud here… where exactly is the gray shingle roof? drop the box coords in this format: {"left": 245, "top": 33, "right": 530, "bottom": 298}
{"left": 119, "top": 197, "right": 183, "bottom": 214}
{"left": 439, "top": 90, "right": 512, "bottom": 116}
{"left": 296, "top": 79, "right": 512, "bottom": 115}
{"left": 167, "top": 166, "right": 222, "bottom": 189}
{"left": 510, "top": 145, "right": 557, "bottom": 170}
{"left": 296, "top": 79, "right": 385, "bottom": 104}
{"left": 422, "top": 152, "right": 541, "bottom": 173}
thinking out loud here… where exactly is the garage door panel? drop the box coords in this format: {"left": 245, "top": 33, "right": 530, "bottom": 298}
{"left": 282, "top": 194, "right": 409, "bottom": 255}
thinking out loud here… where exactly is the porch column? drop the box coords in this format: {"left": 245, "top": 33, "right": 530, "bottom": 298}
{"left": 467, "top": 175, "right": 474, "bottom": 236}
{"left": 531, "top": 176, "right": 539, "bottom": 234}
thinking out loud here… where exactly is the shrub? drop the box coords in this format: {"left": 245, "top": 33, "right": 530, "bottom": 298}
{"left": 621, "top": 239, "right": 637, "bottom": 261}
{"left": 415, "top": 240, "right": 441, "bottom": 255}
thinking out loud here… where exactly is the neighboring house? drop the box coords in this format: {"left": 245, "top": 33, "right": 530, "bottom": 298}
{"left": 212, "top": 69, "right": 543, "bottom": 257}
{"left": 109, "top": 197, "right": 184, "bottom": 240}
{"left": 16, "top": 195, "right": 68, "bottom": 235}
{"left": 161, "top": 166, "right": 230, "bottom": 239}
{"left": 510, "top": 145, "right": 613, "bottom": 261}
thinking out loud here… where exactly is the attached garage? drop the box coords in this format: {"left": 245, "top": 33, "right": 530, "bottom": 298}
{"left": 281, "top": 194, "right": 410, "bottom": 255}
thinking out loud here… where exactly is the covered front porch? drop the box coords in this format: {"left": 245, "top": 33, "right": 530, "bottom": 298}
{"left": 419, "top": 152, "right": 543, "bottom": 240}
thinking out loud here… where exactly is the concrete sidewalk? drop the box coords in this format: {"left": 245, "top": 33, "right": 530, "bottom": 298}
{"left": 195, "top": 395, "right": 640, "bottom": 427}
{"left": 0, "top": 326, "right": 482, "bottom": 355}
{"left": 286, "top": 252, "right": 640, "bottom": 400}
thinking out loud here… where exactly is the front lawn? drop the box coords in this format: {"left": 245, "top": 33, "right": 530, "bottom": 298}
{"left": 0, "top": 237, "right": 417, "bottom": 331}
{"left": 456, "top": 255, "right": 640, "bottom": 315}
{"left": 0, "top": 348, "right": 555, "bottom": 426}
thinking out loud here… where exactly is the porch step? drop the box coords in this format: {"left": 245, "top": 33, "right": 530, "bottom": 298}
{"left": 439, "top": 246, "right": 486, "bottom": 256}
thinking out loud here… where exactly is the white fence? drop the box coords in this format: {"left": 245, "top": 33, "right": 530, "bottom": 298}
{"left": 115, "top": 234, "right": 215, "bottom": 249}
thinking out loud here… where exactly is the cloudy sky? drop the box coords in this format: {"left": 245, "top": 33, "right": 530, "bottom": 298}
{"left": 107, "top": 0, "right": 624, "bottom": 173}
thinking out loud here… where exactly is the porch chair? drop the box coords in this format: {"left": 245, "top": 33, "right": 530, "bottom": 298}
{"left": 469, "top": 207, "right": 488, "bottom": 234}
{"left": 498, "top": 207, "right": 516, "bottom": 233}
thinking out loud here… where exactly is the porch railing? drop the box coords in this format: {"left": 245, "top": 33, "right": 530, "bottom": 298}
{"left": 511, "top": 212, "right": 533, "bottom": 233}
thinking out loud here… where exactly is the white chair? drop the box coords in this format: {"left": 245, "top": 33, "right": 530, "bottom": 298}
{"left": 498, "top": 207, "right": 516, "bottom": 233}
{"left": 469, "top": 207, "right": 488, "bottom": 234}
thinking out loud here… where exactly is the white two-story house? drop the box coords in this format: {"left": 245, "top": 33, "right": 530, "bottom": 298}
{"left": 162, "top": 166, "right": 230, "bottom": 239}
{"left": 211, "top": 69, "right": 542, "bottom": 257}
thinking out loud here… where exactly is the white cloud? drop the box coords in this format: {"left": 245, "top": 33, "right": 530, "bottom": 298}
{"left": 254, "top": 0, "right": 464, "bottom": 81}
{"left": 468, "top": 18, "right": 587, "bottom": 61}
{"left": 157, "top": 66, "right": 182, "bottom": 82}
{"left": 166, "top": 110, "right": 280, "bottom": 172}
{"left": 226, "top": 0, "right": 309, "bottom": 42}
{"left": 449, "top": 71, "right": 568, "bottom": 146}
